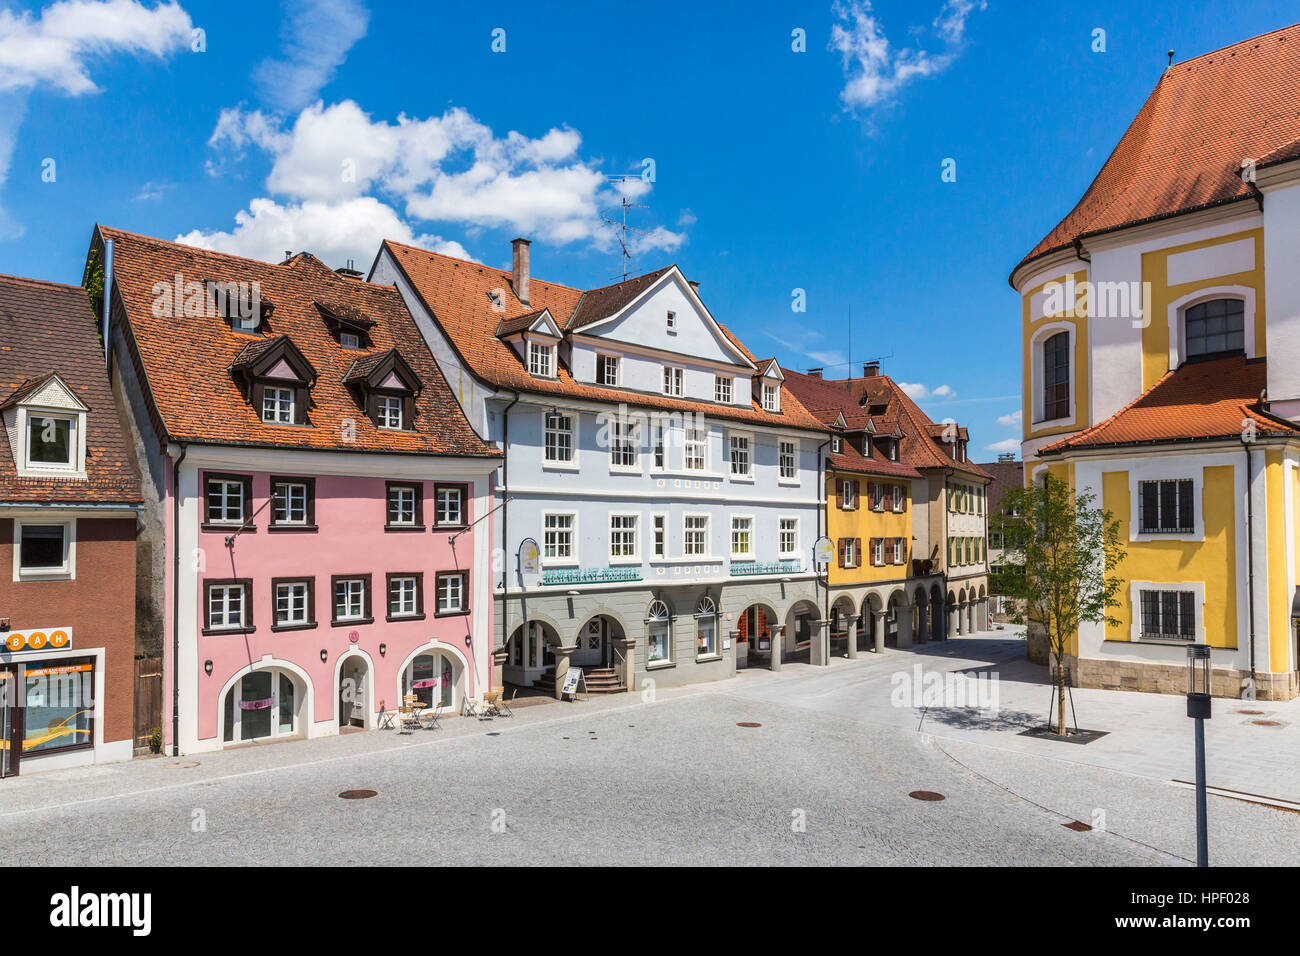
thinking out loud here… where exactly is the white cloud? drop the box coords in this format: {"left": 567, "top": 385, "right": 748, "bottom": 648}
{"left": 898, "top": 381, "right": 955, "bottom": 400}
{"left": 0, "top": 0, "right": 192, "bottom": 95}
{"left": 253, "top": 0, "right": 368, "bottom": 113}
{"left": 829, "top": 0, "right": 985, "bottom": 113}
{"left": 995, "top": 409, "right": 1022, "bottom": 427}
{"left": 0, "top": 0, "right": 193, "bottom": 235}
{"left": 174, "top": 196, "right": 467, "bottom": 269}
{"left": 984, "top": 438, "right": 1020, "bottom": 454}
{"left": 200, "top": 100, "right": 686, "bottom": 257}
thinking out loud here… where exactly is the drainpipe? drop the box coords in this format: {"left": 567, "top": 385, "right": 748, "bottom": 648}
{"left": 1242, "top": 438, "right": 1258, "bottom": 693}
{"left": 170, "top": 441, "right": 188, "bottom": 756}
{"left": 816, "top": 437, "right": 831, "bottom": 644}
{"left": 100, "top": 239, "right": 113, "bottom": 371}
{"left": 498, "top": 392, "right": 520, "bottom": 662}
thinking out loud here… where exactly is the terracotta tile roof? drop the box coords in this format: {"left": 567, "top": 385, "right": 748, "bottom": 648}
{"left": 783, "top": 369, "right": 992, "bottom": 480}
{"left": 827, "top": 447, "right": 921, "bottom": 479}
{"left": 0, "top": 273, "right": 141, "bottom": 503}
{"left": 1039, "top": 355, "right": 1300, "bottom": 453}
{"left": 976, "top": 460, "right": 1024, "bottom": 513}
{"left": 96, "top": 227, "right": 497, "bottom": 459}
{"left": 1013, "top": 22, "right": 1300, "bottom": 281}
{"left": 566, "top": 267, "right": 674, "bottom": 331}
{"left": 380, "top": 240, "right": 826, "bottom": 432}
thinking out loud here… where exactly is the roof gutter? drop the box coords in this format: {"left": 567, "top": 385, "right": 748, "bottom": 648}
{"left": 1242, "top": 437, "right": 1258, "bottom": 696}
{"left": 170, "top": 440, "right": 187, "bottom": 757}
{"left": 498, "top": 390, "right": 520, "bottom": 658}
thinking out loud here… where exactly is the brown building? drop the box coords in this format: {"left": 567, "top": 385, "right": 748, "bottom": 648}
{"left": 0, "top": 274, "right": 141, "bottom": 777}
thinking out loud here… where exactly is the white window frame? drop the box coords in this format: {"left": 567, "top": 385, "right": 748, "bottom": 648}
{"left": 609, "top": 419, "right": 641, "bottom": 473}
{"left": 542, "top": 410, "right": 577, "bottom": 470}
{"left": 714, "top": 375, "right": 733, "bottom": 404}
{"left": 683, "top": 513, "right": 710, "bottom": 558}
{"left": 695, "top": 596, "right": 718, "bottom": 660}
{"left": 778, "top": 517, "right": 799, "bottom": 558}
{"left": 651, "top": 512, "right": 668, "bottom": 560}
{"left": 207, "top": 581, "right": 248, "bottom": 630}
{"left": 730, "top": 515, "right": 754, "bottom": 559}
{"left": 542, "top": 512, "right": 577, "bottom": 565}
{"left": 12, "top": 517, "right": 76, "bottom": 581}
{"left": 387, "top": 484, "right": 418, "bottom": 527}
{"left": 273, "top": 481, "right": 309, "bottom": 525}
{"left": 778, "top": 439, "right": 799, "bottom": 484}
{"left": 729, "top": 432, "right": 753, "bottom": 480}
{"left": 275, "top": 581, "right": 310, "bottom": 626}
{"left": 334, "top": 578, "right": 366, "bottom": 622}
{"left": 683, "top": 426, "right": 708, "bottom": 472}
{"left": 663, "top": 366, "right": 684, "bottom": 397}
{"left": 1029, "top": 320, "right": 1077, "bottom": 428}
{"left": 261, "top": 386, "right": 295, "bottom": 424}
{"left": 831, "top": 435, "right": 842, "bottom": 454}
{"left": 1130, "top": 581, "right": 1205, "bottom": 645}
{"left": 646, "top": 599, "right": 673, "bottom": 667}
{"left": 20, "top": 409, "right": 81, "bottom": 474}
{"left": 841, "top": 478, "right": 858, "bottom": 510}
{"left": 1168, "top": 286, "right": 1256, "bottom": 369}
{"left": 437, "top": 573, "right": 467, "bottom": 614}
{"left": 843, "top": 537, "right": 857, "bottom": 568}
{"left": 762, "top": 383, "right": 780, "bottom": 412}
{"left": 893, "top": 484, "right": 906, "bottom": 513}
{"left": 666, "top": 310, "right": 677, "bottom": 332}
{"left": 609, "top": 512, "right": 641, "bottom": 564}
{"left": 872, "top": 538, "right": 885, "bottom": 566}
{"left": 528, "top": 340, "right": 556, "bottom": 378}
{"left": 596, "top": 352, "right": 621, "bottom": 387}
{"left": 389, "top": 576, "right": 419, "bottom": 618}
{"left": 434, "top": 486, "right": 464, "bottom": 527}
{"left": 376, "top": 395, "right": 403, "bottom": 430}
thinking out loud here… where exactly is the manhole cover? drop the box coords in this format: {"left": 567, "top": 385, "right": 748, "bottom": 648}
{"left": 909, "top": 790, "right": 945, "bottom": 801}
{"left": 164, "top": 761, "right": 199, "bottom": 769}
{"left": 736, "top": 721, "right": 762, "bottom": 728}
{"left": 1239, "top": 709, "right": 1265, "bottom": 715}
{"left": 338, "top": 789, "right": 378, "bottom": 799}
{"left": 1062, "top": 820, "right": 1093, "bottom": 832}
{"left": 1253, "top": 720, "right": 1281, "bottom": 727}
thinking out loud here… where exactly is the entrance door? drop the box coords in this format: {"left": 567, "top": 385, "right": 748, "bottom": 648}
{"left": 573, "top": 619, "right": 604, "bottom": 667}
{"left": 223, "top": 671, "right": 296, "bottom": 744}
{"left": 338, "top": 659, "right": 367, "bottom": 727}
{"left": 0, "top": 666, "right": 18, "bottom": 778}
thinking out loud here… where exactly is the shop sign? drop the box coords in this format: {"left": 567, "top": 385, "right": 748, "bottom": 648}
{"left": 238, "top": 697, "right": 273, "bottom": 710}
{"left": 410, "top": 678, "right": 438, "bottom": 689}
{"left": 3, "top": 627, "right": 72, "bottom": 653}
{"left": 518, "top": 538, "right": 540, "bottom": 574}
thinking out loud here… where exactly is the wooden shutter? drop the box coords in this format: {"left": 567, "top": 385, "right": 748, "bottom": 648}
{"left": 855, "top": 538, "right": 863, "bottom": 568}
{"left": 837, "top": 481, "right": 845, "bottom": 510}
{"left": 837, "top": 538, "right": 847, "bottom": 567}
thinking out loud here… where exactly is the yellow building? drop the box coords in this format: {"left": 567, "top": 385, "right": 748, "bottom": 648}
{"left": 785, "top": 366, "right": 992, "bottom": 654}
{"left": 1012, "top": 24, "right": 1300, "bottom": 699}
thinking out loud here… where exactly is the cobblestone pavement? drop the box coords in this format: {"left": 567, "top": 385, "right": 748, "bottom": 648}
{"left": 3, "top": 631, "right": 1296, "bottom": 865}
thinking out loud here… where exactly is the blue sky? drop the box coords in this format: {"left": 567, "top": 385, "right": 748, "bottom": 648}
{"left": 2, "top": 0, "right": 1298, "bottom": 457}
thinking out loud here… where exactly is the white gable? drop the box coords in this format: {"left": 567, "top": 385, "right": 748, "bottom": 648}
{"left": 579, "top": 270, "right": 752, "bottom": 370}
{"left": 24, "top": 374, "right": 87, "bottom": 412}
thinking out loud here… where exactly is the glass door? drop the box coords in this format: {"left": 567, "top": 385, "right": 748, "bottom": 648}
{"left": 0, "top": 667, "right": 15, "bottom": 777}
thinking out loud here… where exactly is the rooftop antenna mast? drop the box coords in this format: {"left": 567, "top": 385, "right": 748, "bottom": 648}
{"left": 603, "top": 175, "right": 650, "bottom": 281}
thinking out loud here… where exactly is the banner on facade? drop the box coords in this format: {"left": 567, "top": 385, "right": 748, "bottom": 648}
{"left": 518, "top": 538, "right": 540, "bottom": 574}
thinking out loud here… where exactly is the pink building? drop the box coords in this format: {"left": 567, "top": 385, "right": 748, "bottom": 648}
{"left": 91, "top": 227, "right": 499, "bottom": 753}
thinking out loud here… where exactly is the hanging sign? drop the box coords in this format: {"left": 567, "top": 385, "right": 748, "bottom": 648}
{"left": 518, "top": 538, "right": 541, "bottom": 574}
{"left": 813, "top": 536, "right": 834, "bottom": 566}
{"left": 3, "top": 627, "right": 72, "bottom": 653}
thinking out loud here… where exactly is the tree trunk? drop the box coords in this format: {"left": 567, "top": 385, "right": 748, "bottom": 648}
{"left": 1056, "top": 665, "right": 1067, "bottom": 736}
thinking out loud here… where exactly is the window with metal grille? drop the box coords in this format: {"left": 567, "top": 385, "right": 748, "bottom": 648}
{"left": 1042, "top": 331, "right": 1069, "bottom": 420}
{"left": 1139, "top": 589, "right": 1196, "bottom": 640}
{"left": 1138, "top": 479, "right": 1194, "bottom": 533}
{"left": 1185, "top": 298, "right": 1245, "bottom": 359}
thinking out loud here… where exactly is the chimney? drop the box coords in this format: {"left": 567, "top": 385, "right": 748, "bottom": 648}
{"left": 807, "top": 368, "right": 823, "bottom": 378}
{"left": 687, "top": 279, "right": 700, "bottom": 294}
{"left": 511, "top": 238, "right": 531, "bottom": 305}
{"left": 863, "top": 361, "right": 880, "bottom": 377}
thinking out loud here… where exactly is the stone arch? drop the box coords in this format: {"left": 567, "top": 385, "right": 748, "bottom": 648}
{"left": 783, "top": 597, "right": 822, "bottom": 656}
{"left": 332, "top": 647, "right": 377, "bottom": 729}
{"left": 395, "top": 639, "right": 472, "bottom": 710}
{"left": 216, "top": 656, "right": 313, "bottom": 746}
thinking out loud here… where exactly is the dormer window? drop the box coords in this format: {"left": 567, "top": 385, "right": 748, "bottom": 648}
{"left": 342, "top": 348, "right": 422, "bottom": 432}
{"left": 340, "top": 332, "right": 360, "bottom": 350}
{"left": 230, "top": 336, "right": 316, "bottom": 427}
{"left": 27, "top": 414, "right": 74, "bottom": 468}
{"left": 831, "top": 435, "right": 842, "bottom": 454}
{"left": 262, "top": 387, "right": 295, "bottom": 424}
{"left": 377, "top": 396, "right": 403, "bottom": 430}
{"left": 315, "top": 300, "right": 375, "bottom": 350}
{"left": 208, "top": 280, "right": 273, "bottom": 334}
{"left": 762, "top": 383, "right": 780, "bottom": 412}
{"left": 528, "top": 341, "right": 555, "bottom": 378}
{"left": 4, "top": 373, "right": 89, "bottom": 478}
{"left": 597, "top": 354, "right": 621, "bottom": 386}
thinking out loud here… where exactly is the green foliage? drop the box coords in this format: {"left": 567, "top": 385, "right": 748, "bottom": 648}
{"left": 991, "top": 474, "right": 1126, "bottom": 733}
{"left": 148, "top": 727, "right": 163, "bottom": 754}
{"left": 85, "top": 251, "right": 105, "bottom": 340}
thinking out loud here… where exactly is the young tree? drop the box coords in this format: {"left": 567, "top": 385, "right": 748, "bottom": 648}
{"left": 991, "top": 474, "right": 1126, "bottom": 736}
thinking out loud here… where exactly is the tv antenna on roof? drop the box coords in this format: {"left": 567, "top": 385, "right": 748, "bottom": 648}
{"left": 602, "top": 175, "right": 650, "bottom": 281}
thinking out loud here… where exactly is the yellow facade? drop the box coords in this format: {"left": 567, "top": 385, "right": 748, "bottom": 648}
{"left": 825, "top": 470, "right": 911, "bottom": 587}
{"left": 1101, "top": 466, "right": 1239, "bottom": 651}
{"left": 1139, "top": 228, "right": 1266, "bottom": 389}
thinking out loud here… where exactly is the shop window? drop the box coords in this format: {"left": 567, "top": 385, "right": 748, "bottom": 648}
{"left": 21, "top": 658, "right": 94, "bottom": 756}
{"left": 696, "top": 597, "right": 717, "bottom": 658}
{"left": 647, "top": 599, "right": 672, "bottom": 665}
{"left": 404, "top": 653, "right": 454, "bottom": 709}
{"left": 223, "top": 671, "right": 296, "bottom": 743}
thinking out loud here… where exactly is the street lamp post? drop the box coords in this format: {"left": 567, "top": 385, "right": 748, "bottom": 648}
{"left": 1186, "top": 643, "right": 1212, "bottom": 868}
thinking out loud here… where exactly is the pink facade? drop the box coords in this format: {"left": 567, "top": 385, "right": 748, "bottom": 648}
{"left": 164, "top": 466, "right": 484, "bottom": 749}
